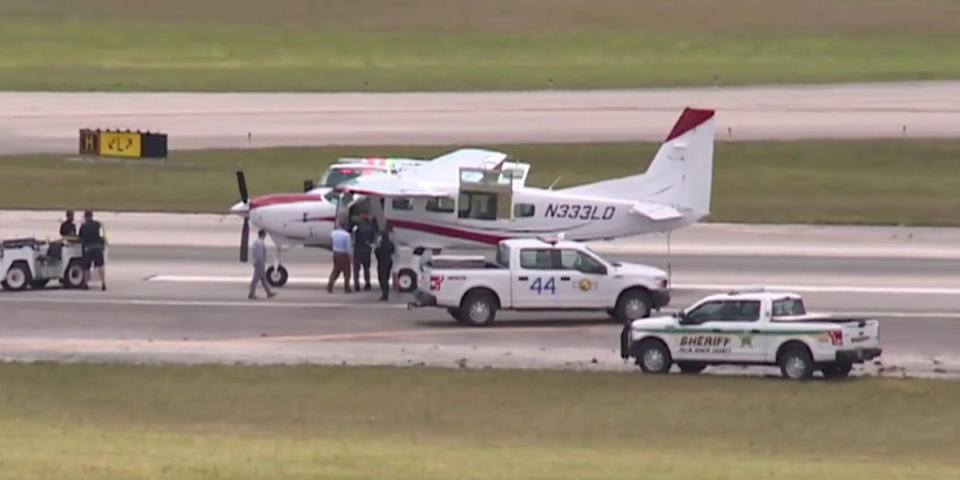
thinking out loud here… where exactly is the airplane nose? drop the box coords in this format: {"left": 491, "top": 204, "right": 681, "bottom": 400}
{"left": 230, "top": 201, "right": 249, "bottom": 217}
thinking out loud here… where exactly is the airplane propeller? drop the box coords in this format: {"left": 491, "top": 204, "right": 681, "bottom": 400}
{"left": 236, "top": 170, "right": 250, "bottom": 263}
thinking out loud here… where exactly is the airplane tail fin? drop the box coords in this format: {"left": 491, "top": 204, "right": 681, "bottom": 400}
{"left": 562, "top": 107, "right": 715, "bottom": 221}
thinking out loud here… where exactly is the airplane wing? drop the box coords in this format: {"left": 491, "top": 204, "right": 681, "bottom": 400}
{"left": 336, "top": 148, "right": 508, "bottom": 197}
{"left": 629, "top": 202, "right": 684, "bottom": 221}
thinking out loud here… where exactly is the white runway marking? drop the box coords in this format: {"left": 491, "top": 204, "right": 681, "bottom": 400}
{"left": 0, "top": 296, "right": 405, "bottom": 309}
{"left": 147, "top": 274, "right": 960, "bottom": 295}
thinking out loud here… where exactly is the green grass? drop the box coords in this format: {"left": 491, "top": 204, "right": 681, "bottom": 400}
{"left": 3, "top": 139, "right": 960, "bottom": 225}
{"left": 1, "top": 0, "right": 959, "bottom": 91}
{"left": 0, "top": 362, "right": 958, "bottom": 479}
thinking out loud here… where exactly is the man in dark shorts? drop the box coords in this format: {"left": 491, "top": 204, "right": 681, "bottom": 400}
{"left": 78, "top": 210, "right": 107, "bottom": 291}
{"left": 352, "top": 214, "right": 378, "bottom": 291}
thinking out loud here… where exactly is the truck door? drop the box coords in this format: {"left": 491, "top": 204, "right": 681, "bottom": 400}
{"left": 513, "top": 248, "right": 564, "bottom": 308}
{"left": 678, "top": 300, "right": 765, "bottom": 362}
{"left": 558, "top": 249, "right": 607, "bottom": 308}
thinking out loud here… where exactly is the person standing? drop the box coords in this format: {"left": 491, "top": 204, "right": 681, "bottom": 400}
{"left": 248, "top": 229, "right": 276, "bottom": 300}
{"left": 78, "top": 210, "right": 107, "bottom": 291}
{"left": 59, "top": 210, "right": 77, "bottom": 238}
{"left": 374, "top": 226, "right": 396, "bottom": 301}
{"left": 352, "top": 214, "right": 378, "bottom": 291}
{"left": 328, "top": 222, "right": 352, "bottom": 293}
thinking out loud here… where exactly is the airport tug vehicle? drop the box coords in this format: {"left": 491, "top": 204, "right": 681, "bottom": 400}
{"left": 411, "top": 236, "right": 671, "bottom": 326}
{"left": 0, "top": 238, "right": 86, "bottom": 291}
{"left": 620, "top": 289, "right": 882, "bottom": 380}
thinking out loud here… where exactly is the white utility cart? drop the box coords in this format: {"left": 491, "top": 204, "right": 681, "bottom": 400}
{"left": 0, "top": 238, "right": 87, "bottom": 291}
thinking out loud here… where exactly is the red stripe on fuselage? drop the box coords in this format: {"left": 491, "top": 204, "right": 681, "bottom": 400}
{"left": 250, "top": 193, "right": 326, "bottom": 210}
{"left": 301, "top": 216, "right": 506, "bottom": 245}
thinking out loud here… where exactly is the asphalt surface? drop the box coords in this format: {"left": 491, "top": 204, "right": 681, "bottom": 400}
{"left": 3, "top": 81, "right": 960, "bottom": 154}
{"left": 2, "top": 211, "right": 959, "bottom": 378}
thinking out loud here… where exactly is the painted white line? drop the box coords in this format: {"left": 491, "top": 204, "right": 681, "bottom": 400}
{"left": 676, "top": 283, "right": 960, "bottom": 295}
{"left": 0, "top": 296, "right": 405, "bottom": 309}
{"left": 147, "top": 275, "right": 960, "bottom": 295}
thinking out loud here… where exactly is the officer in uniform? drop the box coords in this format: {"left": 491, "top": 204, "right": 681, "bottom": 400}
{"left": 352, "top": 214, "right": 378, "bottom": 291}
{"left": 374, "top": 226, "right": 396, "bottom": 301}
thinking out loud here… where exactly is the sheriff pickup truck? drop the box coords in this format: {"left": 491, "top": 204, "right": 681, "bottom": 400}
{"left": 411, "top": 238, "right": 670, "bottom": 326}
{"left": 620, "top": 289, "right": 881, "bottom": 380}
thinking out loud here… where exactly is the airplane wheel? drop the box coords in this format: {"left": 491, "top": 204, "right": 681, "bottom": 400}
{"left": 2, "top": 262, "right": 31, "bottom": 291}
{"left": 266, "top": 265, "right": 289, "bottom": 287}
{"left": 397, "top": 269, "right": 417, "bottom": 292}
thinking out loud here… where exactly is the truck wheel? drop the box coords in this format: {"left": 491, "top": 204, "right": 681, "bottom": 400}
{"left": 636, "top": 339, "right": 671, "bottom": 374}
{"left": 266, "top": 265, "right": 288, "bottom": 287}
{"left": 459, "top": 290, "right": 497, "bottom": 326}
{"left": 822, "top": 363, "right": 853, "bottom": 379}
{"left": 62, "top": 260, "right": 85, "bottom": 289}
{"left": 614, "top": 289, "right": 651, "bottom": 323}
{"left": 2, "top": 262, "right": 32, "bottom": 291}
{"left": 677, "top": 362, "right": 707, "bottom": 374}
{"left": 397, "top": 269, "right": 417, "bottom": 292}
{"left": 778, "top": 344, "right": 814, "bottom": 380}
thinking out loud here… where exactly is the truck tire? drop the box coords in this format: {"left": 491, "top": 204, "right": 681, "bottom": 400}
{"left": 62, "top": 260, "right": 85, "bottom": 289}
{"left": 614, "top": 289, "right": 651, "bottom": 323}
{"left": 677, "top": 362, "right": 707, "bottom": 374}
{"left": 822, "top": 363, "right": 853, "bottom": 379}
{"left": 459, "top": 290, "right": 497, "bottom": 326}
{"left": 397, "top": 269, "right": 417, "bottom": 293}
{"left": 2, "top": 262, "right": 31, "bottom": 291}
{"left": 636, "top": 338, "right": 671, "bottom": 374}
{"left": 778, "top": 344, "right": 815, "bottom": 380}
{"left": 266, "top": 265, "right": 288, "bottom": 287}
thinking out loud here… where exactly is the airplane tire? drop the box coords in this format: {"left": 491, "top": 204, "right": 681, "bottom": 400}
{"left": 397, "top": 269, "right": 417, "bottom": 292}
{"left": 266, "top": 265, "right": 288, "bottom": 287}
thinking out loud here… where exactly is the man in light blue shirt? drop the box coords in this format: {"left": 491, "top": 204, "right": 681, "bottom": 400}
{"left": 248, "top": 229, "right": 276, "bottom": 299}
{"left": 328, "top": 223, "right": 352, "bottom": 293}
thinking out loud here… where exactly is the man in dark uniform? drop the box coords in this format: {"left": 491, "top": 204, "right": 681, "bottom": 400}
{"left": 352, "top": 214, "right": 378, "bottom": 291}
{"left": 374, "top": 226, "right": 396, "bottom": 301}
{"left": 60, "top": 210, "right": 76, "bottom": 238}
{"left": 78, "top": 210, "right": 107, "bottom": 291}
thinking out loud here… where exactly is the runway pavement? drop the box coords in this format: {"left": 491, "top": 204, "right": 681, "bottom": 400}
{"left": 3, "top": 81, "right": 960, "bottom": 154}
{"left": 2, "top": 210, "right": 959, "bottom": 378}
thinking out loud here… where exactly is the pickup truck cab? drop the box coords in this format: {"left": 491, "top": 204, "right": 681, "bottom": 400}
{"left": 412, "top": 237, "right": 670, "bottom": 326}
{"left": 621, "top": 289, "right": 881, "bottom": 380}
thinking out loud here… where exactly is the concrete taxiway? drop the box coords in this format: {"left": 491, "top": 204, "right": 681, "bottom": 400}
{"left": 3, "top": 81, "right": 960, "bottom": 154}
{"left": 1, "top": 210, "right": 959, "bottom": 378}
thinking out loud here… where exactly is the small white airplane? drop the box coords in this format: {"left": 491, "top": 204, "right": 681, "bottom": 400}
{"left": 230, "top": 107, "right": 715, "bottom": 289}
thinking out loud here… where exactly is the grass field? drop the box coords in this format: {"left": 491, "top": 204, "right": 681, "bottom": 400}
{"left": 3, "top": 139, "right": 960, "bottom": 225}
{"left": 0, "top": 362, "right": 958, "bottom": 479}
{"left": 1, "top": 0, "right": 960, "bottom": 91}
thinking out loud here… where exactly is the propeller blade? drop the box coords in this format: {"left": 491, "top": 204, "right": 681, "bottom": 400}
{"left": 240, "top": 217, "right": 250, "bottom": 263}
{"left": 236, "top": 170, "right": 249, "bottom": 204}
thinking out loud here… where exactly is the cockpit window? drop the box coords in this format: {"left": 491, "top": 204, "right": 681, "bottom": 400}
{"left": 321, "top": 167, "right": 384, "bottom": 187}
{"left": 323, "top": 191, "right": 340, "bottom": 205}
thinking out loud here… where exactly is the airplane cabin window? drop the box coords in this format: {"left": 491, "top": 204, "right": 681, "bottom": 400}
{"left": 392, "top": 198, "right": 413, "bottom": 211}
{"left": 513, "top": 203, "right": 535, "bottom": 218}
{"left": 457, "top": 192, "right": 497, "bottom": 220}
{"left": 426, "top": 197, "right": 456, "bottom": 213}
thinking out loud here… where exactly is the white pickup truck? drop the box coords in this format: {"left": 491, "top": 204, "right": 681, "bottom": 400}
{"left": 620, "top": 289, "right": 881, "bottom": 380}
{"left": 411, "top": 238, "right": 670, "bottom": 326}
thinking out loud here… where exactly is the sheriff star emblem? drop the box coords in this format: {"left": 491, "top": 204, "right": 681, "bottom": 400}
{"left": 578, "top": 279, "right": 592, "bottom": 291}
{"left": 738, "top": 332, "right": 754, "bottom": 348}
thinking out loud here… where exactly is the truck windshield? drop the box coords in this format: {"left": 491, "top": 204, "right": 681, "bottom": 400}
{"left": 772, "top": 298, "right": 806, "bottom": 316}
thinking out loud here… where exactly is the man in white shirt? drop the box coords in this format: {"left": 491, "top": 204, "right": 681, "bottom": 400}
{"left": 249, "top": 229, "right": 276, "bottom": 300}
{"left": 328, "top": 222, "right": 352, "bottom": 293}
